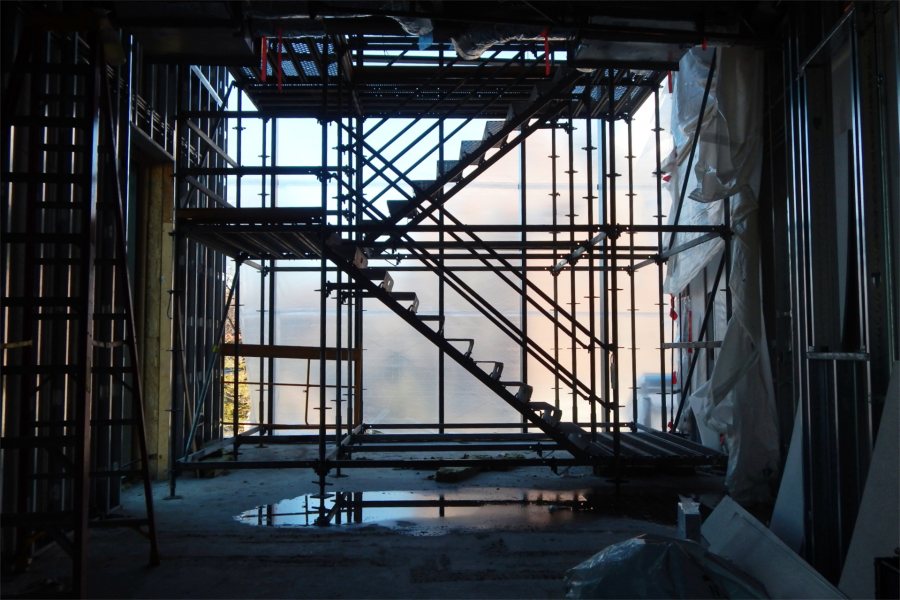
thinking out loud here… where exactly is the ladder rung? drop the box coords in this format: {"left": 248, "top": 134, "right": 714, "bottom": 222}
{"left": 37, "top": 92, "right": 88, "bottom": 101}
{"left": 2, "top": 172, "right": 87, "bottom": 185}
{"left": 1, "top": 435, "right": 78, "bottom": 449}
{"left": 35, "top": 257, "right": 80, "bottom": 266}
{"left": 91, "top": 365, "right": 135, "bottom": 375}
{"left": 93, "top": 312, "right": 129, "bottom": 319}
{"left": 2, "top": 365, "right": 78, "bottom": 374}
{"left": 3, "top": 233, "right": 83, "bottom": 244}
{"left": 13, "top": 63, "right": 91, "bottom": 75}
{"left": 10, "top": 116, "right": 90, "bottom": 129}
{"left": 2, "top": 296, "right": 80, "bottom": 307}
{"left": 39, "top": 143, "right": 89, "bottom": 153}
{"left": 34, "top": 312, "right": 77, "bottom": 320}
{"left": 37, "top": 201, "right": 86, "bottom": 210}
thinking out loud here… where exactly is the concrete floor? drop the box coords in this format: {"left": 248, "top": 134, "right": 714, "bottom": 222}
{"left": 7, "top": 450, "right": 725, "bottom": 598}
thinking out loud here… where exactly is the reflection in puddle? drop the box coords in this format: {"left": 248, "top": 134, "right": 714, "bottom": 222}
{"left": 235, "top": 488, "right": 677, "bottom": 534}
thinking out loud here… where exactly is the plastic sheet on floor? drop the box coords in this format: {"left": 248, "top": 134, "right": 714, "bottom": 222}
{"left": 564, "top": 534, "right": 769, "bottom": 599}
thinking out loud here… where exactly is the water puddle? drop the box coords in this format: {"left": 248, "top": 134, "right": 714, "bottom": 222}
{"left": 235, "top": 487, "right": 677, "bottom": 534}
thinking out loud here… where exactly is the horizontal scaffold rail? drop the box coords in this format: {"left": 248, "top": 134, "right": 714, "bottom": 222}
{"left": 221, "top": 344, "right": 360, "bottom": 361}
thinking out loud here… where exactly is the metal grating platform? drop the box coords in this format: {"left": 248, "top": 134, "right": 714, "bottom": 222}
{"left": 177, "top": 426, "right": 725, "bottom": 472}
{"left": 231, "top": 37, "right": 665, "bottom": 119}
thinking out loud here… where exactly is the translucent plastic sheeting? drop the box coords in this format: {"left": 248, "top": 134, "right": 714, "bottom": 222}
{"left": 564, "top": 534, "right": 769, "bottom": 599}
{"left": 665, "top": 47, "right": 780, "bottom": 504}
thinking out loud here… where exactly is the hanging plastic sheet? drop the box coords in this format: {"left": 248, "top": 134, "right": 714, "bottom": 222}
{"left": 665, "top": 47, "right": 780, "bottom": 504}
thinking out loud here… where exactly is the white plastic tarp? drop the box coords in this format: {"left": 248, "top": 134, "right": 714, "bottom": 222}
{"left": 665, "top": 48, "right": 780, "bottom": 504}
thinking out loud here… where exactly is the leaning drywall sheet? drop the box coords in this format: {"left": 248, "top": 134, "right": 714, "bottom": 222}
{"left": 839, "top": 362, "right": 900, "bottom": 598}
{"left": 703, "top": 496, "right": 846, "bottom": 599}
{"left": 769, "top": 408, "right": 806, "bottom": 553}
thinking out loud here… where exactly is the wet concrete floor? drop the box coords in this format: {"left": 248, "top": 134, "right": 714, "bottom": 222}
{"left": 5, "top": 448, "right": 725, "bottom": 598}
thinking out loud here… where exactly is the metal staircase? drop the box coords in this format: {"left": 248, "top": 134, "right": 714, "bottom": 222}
{"left": 320, "top": 238, "right": 606, "bottom": 462}
{"left": 355, "top": 68, "right": 585, "bottom": 249}
{"left": 332, "top": 68, "right": 607, "bottom": 413}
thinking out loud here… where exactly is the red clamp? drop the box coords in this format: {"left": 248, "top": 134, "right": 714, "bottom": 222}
{"left": 543, "top": 28, "right": 550, "bottom": 76}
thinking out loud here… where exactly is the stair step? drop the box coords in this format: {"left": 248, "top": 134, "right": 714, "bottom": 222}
{"left": 390, "top": 291, "right": 419, "bottom": 314}
{"left": 475, "top": 360, "right": 503, "bottom": 380}
{"left": 501, "top": 381, "right": 533, "bottom": 403}
{"left": 410, "top": 180, "right": 434, "bottom": 196}
{"left": 446, "top": 338, "right": 474, "bottom": 358}
{"left": 330, "top": 244, "right": 368, "bottom": 269}
{"left": 557, "top": 422, "right": 590, "bottom": 450}
{"left": 482, "top": 121, "right": 506, "bottom": 147}
{"left": 436, "top": 159, "right": 460, "bottom": 180}
{"left": 418, "top": 314, "right": 445, "bottom": 332}
{"left": 386, "top": 199, "right": 417, "bottom": 219}
{"left": 458, "top": 140, "right": 484, "bottom": 165}
{"left": 506, "top": 100, "right": 529, "bottom": 121}
{"left": 506, "top": 69, "right": 568, "bottom": 121}
{"left": 516, "top": 383, "right": 533, "bottom": 403}
{"left": 363, "top": 268, "right": 394, "bottom": 291}
{"left": 528, "top": 402, "right": 562, "bottom": 426}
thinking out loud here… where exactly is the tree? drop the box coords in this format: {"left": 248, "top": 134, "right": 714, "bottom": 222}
{"left": 222, "top": 281, "right": 250, "bottom": 434}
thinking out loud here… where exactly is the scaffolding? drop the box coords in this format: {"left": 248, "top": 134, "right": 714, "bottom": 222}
{"left": 4, "top": 2, "right": 898, "bottom": 593}
{"left": 169, "top": 33, "right": 729, "bottom": 499}
{"left": 1, "top": 21, "right": 160, "bottom": 595}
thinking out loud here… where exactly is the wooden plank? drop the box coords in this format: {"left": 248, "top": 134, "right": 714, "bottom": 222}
{"left": 221, "top": 343, "right": 360, "bottom": 361}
